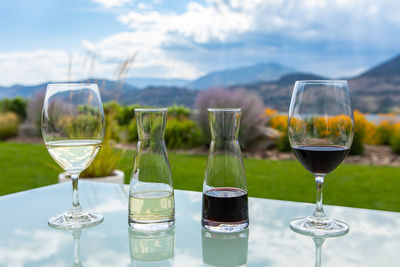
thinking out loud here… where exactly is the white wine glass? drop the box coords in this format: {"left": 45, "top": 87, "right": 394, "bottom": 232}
{"left": 42, "top": 83, "right": 105, "bottom": 229}
{"left": 288, "top": 80, "right": 354, "bottom": 237}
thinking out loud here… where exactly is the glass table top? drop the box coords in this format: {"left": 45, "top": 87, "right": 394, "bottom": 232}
{"left": 0, "top": 181, "right": 399, "bottom": 266}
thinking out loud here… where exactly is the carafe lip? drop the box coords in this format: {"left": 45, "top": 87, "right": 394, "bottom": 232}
{"left": 135, "top": 108, "right": 168, "bottom": 112}
{"left": 208, "top": 108, "right": 241, "bottom": 112}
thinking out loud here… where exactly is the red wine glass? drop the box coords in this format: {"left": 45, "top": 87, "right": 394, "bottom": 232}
{"left": 288, "top": 80, "right": 354, "bottom": 237}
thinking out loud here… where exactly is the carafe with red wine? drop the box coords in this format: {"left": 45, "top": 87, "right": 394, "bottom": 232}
{"left": 202, "top": 108, "right": 248, "bottom": 233}
{"left": 288, "top": 80, "right": 354, "bottom": 237}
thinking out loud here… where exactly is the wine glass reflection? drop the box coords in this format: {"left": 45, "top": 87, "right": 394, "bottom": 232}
{"left": 202, "top": 228, "right": 249, "bottom": 267}
{"left": 128, "top": 226, "right": 175, "bottom": 267}
{"left": 71, "top": 229, "right": 83, "bottom": 267}
{"left": 49, "top": 221, "right": 102, "bottom": 266}
{"left": 291, "top": 226, "right": 348, "bottom": 267}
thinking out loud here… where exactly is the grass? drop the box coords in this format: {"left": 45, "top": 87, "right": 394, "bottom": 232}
{"left": 1, "top": 142, "right": 399, "bottom": 212}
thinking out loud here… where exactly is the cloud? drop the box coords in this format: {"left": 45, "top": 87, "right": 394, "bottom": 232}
{"left": 81, "top": 30, "right": 203, "bottom": 79}
{"left": 0, "top": 50, "right": 70, "bottom": 86}
{"left": 91, "top": 0, "right": 132, "bottom": 8}
{"left": 0, "top": 229, "right": 70, "bottom": 267}
{"left": 1, "top": 0, "right": 400, "bottom": 85}
{"left": 118, "top": 2, "right": 252, "bottom": 43}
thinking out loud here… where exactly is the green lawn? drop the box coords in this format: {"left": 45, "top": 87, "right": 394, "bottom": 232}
{"left": 1, "top": 142, "right": 399, "bottom": 212}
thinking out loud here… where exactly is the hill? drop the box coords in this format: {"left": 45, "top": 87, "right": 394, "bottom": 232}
{"left": 230, "top": 73, "right": 326, "bottom": 111}
{"left": 125, "top": 77, "right": 189, "bottom": 89}
{"left": 358, "top": 54, "right": 400, "bottom": 78}
{"left": 188, "top": 62, "right": 296, "bottom": 89}
{"left": 1, "top": 54, "right": 400, "bottom": 113}
{"left": 347, "top": 53, "right": 400, "bottom": 112}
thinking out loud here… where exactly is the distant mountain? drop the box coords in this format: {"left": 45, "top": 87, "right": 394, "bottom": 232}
{"left": 358, "top": 54, "right": 400, "bottom": 78}
{"left": 0, "top": 79, "right": 138, "bottom": 102}
{"left": 121, "top": 86, "right": 198, "bottom": 107}
{"left": 2, "top": 54, "right": 400, "bottom": 113}
{"left": 125, "top": 77, "right": 190, "bottom": 89}
{"left": 0, "top": 84, "right": 46, "bottom": 98}
{"left": 230, "top": 54, "right": 400, "bottom": 113}
{"left": 230, "top": 72, "right": 326, "bottom": 111}
{"left": 274, "top": 73, "right": 328, "bottom": 86}
{"left": 188, "top": 62, "right": 296, "bottom": 89}
{"left": 348, "top": 53, "right": 400, "bottom": 112}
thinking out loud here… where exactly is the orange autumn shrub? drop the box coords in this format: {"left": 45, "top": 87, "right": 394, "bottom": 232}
{"left": 390, "top": 122, "right": 400, "bottom": 154}
{"left": 265, "top": 108, "right": 278, "bottom": 121}
{"left": 268, "top": 114, "right": 291, "bottom": 151}
{"left": 268, "top": 114, "right": 287, "bottom": 132}
{"left": 376, "top": 120, "right": 394, "bottom": 145}
{"left": 349, "top": 110, "right": 369, "bottom": 155}
{"left": 363, "top": 120, "right": 378, "bottom": 145}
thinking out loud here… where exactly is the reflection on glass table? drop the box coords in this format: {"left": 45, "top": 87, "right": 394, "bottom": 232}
{"left": 129, "top": 226, "right": 175, "bottom": 266}
{"left": 1, "top": 181, "right": 400, "bottom": 266}
{"left": 291, "top": 223, "right": 348, "bottom": 267}
{"left": 71, "top": 229, "right": 84, "bottom": 267}
{"left": 49, "top": 221, "right": 104, "bottom": 267}
{"left": 202, "top": 228, "right": 249, "bottom": 267}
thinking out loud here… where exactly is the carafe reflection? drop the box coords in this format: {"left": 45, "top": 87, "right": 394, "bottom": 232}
{"left": 128, "top": 227, "right": 175, "bottom": 267}
{"left": 202, "top": 228, "right": 249, "bottom": 267}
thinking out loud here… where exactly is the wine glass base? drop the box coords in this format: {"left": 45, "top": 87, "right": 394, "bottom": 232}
{"left": 202, "top": 219, "right": 248, "bottom": 233}
{"left": 48, "top": 210, "right": 104, "bottom": 229}
{"left": 290, "top": 216, "right": 349, "bottom": 238}
{"left": 129, "top": 220, "right": 175, "bottom": 231}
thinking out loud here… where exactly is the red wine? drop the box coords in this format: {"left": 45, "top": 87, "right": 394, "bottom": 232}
{"left": 293, "top": 145, "right": 349, "bottom": 174}
{"left": 202, "top": 188, "right": 248, "bottom": 224}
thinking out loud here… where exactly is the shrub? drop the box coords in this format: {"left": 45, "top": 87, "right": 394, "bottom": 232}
{"left": 390, "top": 123, "right": 400, "bottom": 154}
{"left": 57, "top": 114, "right": 101, "bottom": 139}
{"left": 363, "top": 120, "right": 378, "bottom": 145}
{"left": 349, "top": 110, "right": 367, "bottom": 155}
{"left": 165, "top": 118, "right": 203, "bottom": 149}
{"left": 195, "top": 89, "right": 266, "bottom": 150}
{"left": 81, "top": 107, "right": 123, "bottom": 178}
{"left": 26, "top": 90, "right": 45, "bottom": 136}
{"left": 0, "top": 112, "right": 19, "bottom": 140}
{"left": 375, "top": 121, "right": 394, "bottom": 145}
{"left": 168, "top": 105, "right": 191, "bottom": 120}
{"left": 127, "top": 118, "right": 138, "bottom": 142}
{"left": 268, "top": 114, "right": 291, "bottom": 152}
{"left": 117, "top": 105, "right": 140, "bottom": 126}
{"left": 0, "top": 97, "right": 28, "bottom": 120}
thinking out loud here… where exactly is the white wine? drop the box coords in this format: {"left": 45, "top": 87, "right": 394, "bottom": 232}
{"left": 129, "top": 191, "right": 175, "bottom": 224}
{"left": 46, "top": 139, "right": 102, "bottom": 173}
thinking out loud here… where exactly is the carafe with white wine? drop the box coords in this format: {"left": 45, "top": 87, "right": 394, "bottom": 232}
{"left": 42, "top": 83, "right": 105, "bottom": 229}
{"left": 129, "top": 108, "right": 175, "bottom": 231}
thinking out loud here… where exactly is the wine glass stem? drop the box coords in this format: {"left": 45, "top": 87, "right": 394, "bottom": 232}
{"left": 313, "top": 175, "right": 326, "bottom": 218}
{"left": 71, "top": 174, "right": 82, "bottom": 215}
{"left": 74, "top": 235, "right": 81, "bottom": 264}
{"left": 313, "top": 237, "right": 324, "bottom": 267}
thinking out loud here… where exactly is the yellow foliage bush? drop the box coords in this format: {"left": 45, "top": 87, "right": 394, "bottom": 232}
{"left": 389, "top": 122, "right": 400, "bottom": 154}
{"left": 375, "top": 120, "right": 394, "bottom": 145}
{"left": 268, "top": 114, "right": 290, "bottom": 151}
{"left": 264, "top": 108, "right": 278, "bottom": 121}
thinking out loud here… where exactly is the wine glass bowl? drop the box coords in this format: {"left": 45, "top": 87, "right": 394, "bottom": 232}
{"left": 42, "top": 83, "right": 105, "bottom": 229}
{"left": 288, "top": 80, "right": 354, "bottom": 237}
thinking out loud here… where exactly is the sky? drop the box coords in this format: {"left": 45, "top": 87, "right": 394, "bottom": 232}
{"left": 0, "top": 0, "right": 400, "bottom": 86}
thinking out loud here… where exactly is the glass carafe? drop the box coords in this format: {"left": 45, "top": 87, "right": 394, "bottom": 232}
{"left": 202, "top": 108, "right": 248, "bottom": 232}
{"left": 129, "top": 108, "right": 175, "bottom": 231}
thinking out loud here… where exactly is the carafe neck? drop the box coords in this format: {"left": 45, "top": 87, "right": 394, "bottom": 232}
{"left": 135, "top": 108, "right": 167, "bottom": 140}
{"left": 208, "top": 108, "right": 241, "bottom": 141}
